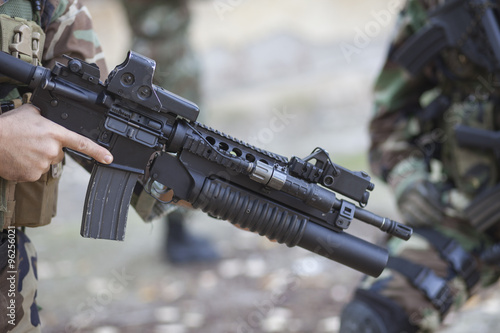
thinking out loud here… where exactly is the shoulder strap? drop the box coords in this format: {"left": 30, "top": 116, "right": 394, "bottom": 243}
{"left": 38, "top": 0, "right": 54, "bottom": 30}
{"left": 416, "top": 228, "right": 480, "bottom": 290}
{"left": 387, "top": 256, "right": 453, "bottom": 315}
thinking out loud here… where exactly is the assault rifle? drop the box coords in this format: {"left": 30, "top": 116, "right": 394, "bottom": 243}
{"left": 455, "top": 124, "right": 500, "bottom": 232}
{"left": 455, "top": 124, "right": 500, "bottom": 159}
{"left": 394, "top": 0, "right": 500, "bottom": 75}
{"left": 455, "top": 124, "right": 500, "bottom": 263}
{"left": 0, "top": 51, "right": 412, "bottom": 277}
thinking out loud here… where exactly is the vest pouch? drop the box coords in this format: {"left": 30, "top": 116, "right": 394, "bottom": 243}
{"left": 0, "top": 178, "right": 16, "bottom": 229}
{"left": 0, "top": 14, "right": 45, "bottom": 66}
{"left": 13, "top": 163, "right": 62, "bottom": 227}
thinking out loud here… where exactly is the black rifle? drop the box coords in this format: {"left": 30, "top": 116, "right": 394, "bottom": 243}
{"left": 455, "top": 124, "right": 500, "bottom": 158}
{"left": 0, "top": 51, "right": 412, "bottom": 277}
{"left": 394, "top": 0, "right": 500, "bottom": 75}
{"left": 455, "top": 124, "right": 500, "bottom": 232}
{"left": 455, "top": 125, "right": 500, "bottom": 263}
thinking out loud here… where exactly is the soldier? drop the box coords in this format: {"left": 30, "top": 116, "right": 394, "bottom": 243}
{"left": 340, "top": 0, "right": 500, "bottom": 332}
{"left": 0, "top": 0, "right": 113, "bottom": 331}
{"left": 121, "top": 0, "right": 218, "bottom": 263}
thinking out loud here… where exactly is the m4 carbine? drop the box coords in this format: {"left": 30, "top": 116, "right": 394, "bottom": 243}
{"left": 455, "top": 124, "right": 500, "bottom": 232}
{"left": 0, "top": 51, "right": 412, "bottom": 277}
{"left": 394, "top": 0, "right": 500, "bottom": 75}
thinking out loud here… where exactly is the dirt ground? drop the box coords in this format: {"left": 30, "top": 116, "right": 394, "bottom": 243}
{"left": 26, "top": 1, "right": 500, "bottom": 332}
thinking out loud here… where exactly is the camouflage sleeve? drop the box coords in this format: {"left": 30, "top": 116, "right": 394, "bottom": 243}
{"left": 368, "top": 0, "right": 435, "bottom": 192}
{"left": 42, "top": 0, "right": 107, "bottom": 78}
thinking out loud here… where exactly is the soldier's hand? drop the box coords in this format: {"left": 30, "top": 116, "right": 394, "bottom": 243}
{"left": 0, "top": 104, "right": 113, "bottom": 182}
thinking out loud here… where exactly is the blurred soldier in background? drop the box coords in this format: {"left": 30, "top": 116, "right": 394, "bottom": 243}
{"left": 340, "top": 0, "right": 500, "bottom": 332}
{"left": 121, "top": 0, "right": 218, "bottom": 264}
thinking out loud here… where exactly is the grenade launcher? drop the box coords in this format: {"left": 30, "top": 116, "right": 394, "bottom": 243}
{"left": 0, "top": 51, "right": 412, "bottom": 277}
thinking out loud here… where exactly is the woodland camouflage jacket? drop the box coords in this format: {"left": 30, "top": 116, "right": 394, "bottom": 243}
{"left": 369, "top": 0, "right": 500, "bottom": 207}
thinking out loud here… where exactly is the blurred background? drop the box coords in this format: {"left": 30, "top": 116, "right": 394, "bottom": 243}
{"left": 27, "top": 0, "right": 500, "bottom": 332}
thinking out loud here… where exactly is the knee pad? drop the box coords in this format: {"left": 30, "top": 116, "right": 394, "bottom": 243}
{"left": 340, "top": 289, "right": 418, "bottom": 333}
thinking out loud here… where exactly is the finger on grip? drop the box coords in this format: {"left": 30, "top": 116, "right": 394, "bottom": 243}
{"left": 63, "top": 131, "right": 112, "bottom": 164}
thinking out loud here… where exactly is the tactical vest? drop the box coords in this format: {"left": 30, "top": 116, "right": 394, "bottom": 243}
{"left": 0, "top": 0, "right": 61, "bottom": 229}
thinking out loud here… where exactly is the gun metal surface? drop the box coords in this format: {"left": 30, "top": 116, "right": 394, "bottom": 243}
{"left": 0, "top": 51, "right": 412, "bottom": 277}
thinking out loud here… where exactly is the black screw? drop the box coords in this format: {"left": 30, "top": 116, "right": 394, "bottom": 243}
{"left": 68, "top": 60, "right": 82, "bottom": 73}
{"left": 138, "top": 86, "right": 152, "bottom": 99}
{"left": 121, "top": 73, "right": 134, "bottom": 86}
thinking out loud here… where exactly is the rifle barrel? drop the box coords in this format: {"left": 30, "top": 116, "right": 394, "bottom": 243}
{"left": 0, "top": 51, "right": 36, "bottom": 85}
{"left": 455, "top": 125, "right": 500, "bottom": 150}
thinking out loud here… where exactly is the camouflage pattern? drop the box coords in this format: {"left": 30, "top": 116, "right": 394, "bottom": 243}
{"left": 0, "top": 0, "right": 108, "bottom": 331}
{"left": 41, "top": 0, "right": 107, "bottom": 76}
{"left": 369, "top": 0, "right": 499, "bottom": 203}
{"left": 120, "top": 0, "right": 200, "bottom": 102}
{"left": 0, "top": 0, "right": 107, "bottom": 99}
{"left": 0, "top": 229, "right": 40, "bottom": 332}
{"left": 345, "top": 0, "right": 500, "bottom": 331}
{"left": 121, "top": 0, "right": 201, "bottom": 222}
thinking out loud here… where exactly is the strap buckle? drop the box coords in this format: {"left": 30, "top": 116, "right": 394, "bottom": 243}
{"left": 9, "top": 22, "right": 43, "bottom": 65}
{"left": 442, "top": 239, "right": 480, "bottom": 289}
{"left": 416, "top": 228, "right": 481, "bottom": 291}
{"left": 414, "top": 267, "right": 453, "bottom": 314}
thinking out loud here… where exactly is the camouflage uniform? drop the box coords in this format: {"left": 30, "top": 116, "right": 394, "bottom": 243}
{"left": 0, "top": 0, "right": 106, "bottom": 331}
{"left": 340, "top": 1, "right": 500, "bottom": 332}
{"left": 121, "top": 0, "right": 200, "bottom": 102}
{"left": 120, "top": 0, "right": 219, "bottom": 264}
{"left": 122, "top": 0, "right": 201, "bottom": 223}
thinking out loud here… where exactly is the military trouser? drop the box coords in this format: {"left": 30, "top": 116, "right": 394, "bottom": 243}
{"left": 120, "top": 0, "right": 200, "bottom": 102}
{"left": 0, "top": 229, "right": 40, "bottom": 332}
{"left": 121, "top": 0, "right": 202, "bottom": 222}
{"left": 341, "top": 217, "right": 500, "bottom": 333}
